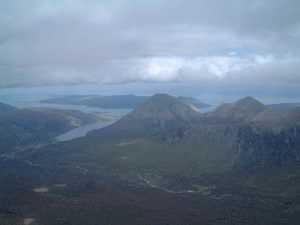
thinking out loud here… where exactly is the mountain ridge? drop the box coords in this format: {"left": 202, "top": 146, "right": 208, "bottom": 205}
{"left": 210, "top": 96, "right": 266, "bottom": 122}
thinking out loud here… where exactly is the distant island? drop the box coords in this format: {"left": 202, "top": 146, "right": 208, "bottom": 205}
{"left": 42, "top": 94, "right": 210, "bottom": 110}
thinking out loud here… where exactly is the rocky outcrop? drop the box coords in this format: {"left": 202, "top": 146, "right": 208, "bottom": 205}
{"left": 236, "top": 125, "right": 300, "bottom": 169}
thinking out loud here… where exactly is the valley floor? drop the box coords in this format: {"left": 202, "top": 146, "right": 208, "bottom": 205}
{"left": 1, "top": 154, "right": 300, "bottom": 225}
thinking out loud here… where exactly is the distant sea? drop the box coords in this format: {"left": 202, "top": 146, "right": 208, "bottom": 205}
{"left": 0, "top": 85, "right": 132, "bottom": 141}
{"left": 0, "top": 85, "right": 115, "bottom": 108}
{"left": 0, "top": 85, "right": 132, "bottom": 114}
{"left": 1, "top": 84, "right": 300, "bottom": 108}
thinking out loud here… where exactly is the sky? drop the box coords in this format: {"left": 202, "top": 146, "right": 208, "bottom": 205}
{"left": 0, "top": 0, "right": 300, "bottom": 99}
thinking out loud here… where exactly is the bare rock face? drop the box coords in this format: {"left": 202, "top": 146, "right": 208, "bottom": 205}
{"left": 236, "top": 125, "right": 300, "bottom": 169}
{"left": 232, "top": 103, "right": 300, "bottom": 169}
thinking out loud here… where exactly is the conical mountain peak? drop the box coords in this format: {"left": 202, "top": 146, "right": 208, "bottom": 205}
{"left": 128, "top": 93, "right": 199, "bottom": 122}
{"left": 235, "top": 96, "right": 264, "bottom": 108}
{"left": 212, "top": 96, "right": 265, "bottom": 121}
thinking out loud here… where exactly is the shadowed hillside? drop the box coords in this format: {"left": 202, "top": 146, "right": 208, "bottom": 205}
{"left": 0, "top": 103, "right": 98, "bottom": 154}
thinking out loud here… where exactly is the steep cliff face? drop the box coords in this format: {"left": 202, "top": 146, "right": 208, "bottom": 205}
{"left": 236, "top": 125, "right": 300, "bottom": 169}
{"left": 234, "top": 106, "right": 300, "bottom": 169}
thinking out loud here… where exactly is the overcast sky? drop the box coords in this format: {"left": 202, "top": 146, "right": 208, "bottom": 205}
{"left": 0, "top": 0, "right": 300, "bottom": 98}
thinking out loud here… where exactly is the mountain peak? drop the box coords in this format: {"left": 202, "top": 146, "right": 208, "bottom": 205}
{"left": 212, "top": 96, "right": 265, "bottom": 121}
{"left": 235, "top": 96, "right": 264, "bottom": 107}
{"left": 99, "top": 93, "right": 199, "bottom": 137}
{"left": 128, "top": 93, "right": 198, "bottom": 121}
{"left": 147, "top": 93, "right": 178, "bottom": 104}
{"left": 234, "top": 96, "right": 265, "bottom": 114}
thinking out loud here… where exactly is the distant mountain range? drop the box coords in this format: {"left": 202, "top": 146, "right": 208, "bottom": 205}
{"left": 42, "top": 94, "right": 210, "bottom": 110}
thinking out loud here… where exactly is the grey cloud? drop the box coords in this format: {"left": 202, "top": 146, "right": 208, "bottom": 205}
{"left": 0, "top": 0, "right": 300, "bottom": 92}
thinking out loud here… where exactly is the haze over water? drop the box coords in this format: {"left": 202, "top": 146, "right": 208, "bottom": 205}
{"left": 1, "top": 84, "right": 300, "bottom": 109}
